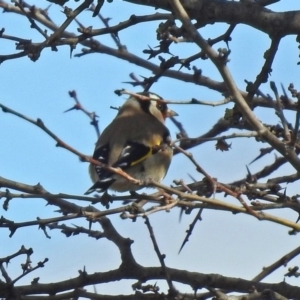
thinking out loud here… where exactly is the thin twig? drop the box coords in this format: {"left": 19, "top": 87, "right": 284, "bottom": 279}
{"left": 270, "top": 81, "right": 291, "bottom": 142}
{"left": 252, "top": 245, "right": 300, "bottom": 282}
{"left": 246, "top": 37, "right": 281, "bottom": 102}
{"left": 91, "top": 3, "right": 124, "bottom": 50}
{"left": 169, "top": 0, "right": 300, "bottom": 174}
{"left": 0, "top": 102, "right": 140, "bottom": 187}
{"left": 14, "top": 0, "right": 49, "bottom": 39}
{"left": 144, "top": 216, "right": 177, "bottom": 296}
{"left": 67, "top": 90, "right": 100, "bottom": 138}
{"left": 173, "top": 144, "right": 261, "bottom": 219}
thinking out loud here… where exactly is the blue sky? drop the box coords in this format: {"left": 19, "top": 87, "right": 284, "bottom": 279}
{"left": 1, "top": 0, "right": 300, "bottom": 295}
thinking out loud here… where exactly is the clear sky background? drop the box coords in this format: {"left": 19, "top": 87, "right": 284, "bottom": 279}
{"left": 1, "top": 0, "right": 300, "bottom": 296}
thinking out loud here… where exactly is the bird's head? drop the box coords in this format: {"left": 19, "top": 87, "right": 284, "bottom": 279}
{"left": 123, "top": 92, "right": 178, "bottom": 123}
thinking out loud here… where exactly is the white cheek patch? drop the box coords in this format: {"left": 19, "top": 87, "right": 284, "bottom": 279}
{"left": 149, "top": 100, "right": 158, "bottom": 115}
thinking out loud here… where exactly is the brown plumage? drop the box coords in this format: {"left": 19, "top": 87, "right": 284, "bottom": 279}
{"left": 85, "top": 92, "right": 177, "bottom": 194}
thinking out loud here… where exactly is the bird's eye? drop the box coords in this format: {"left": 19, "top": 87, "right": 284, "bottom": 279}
{"left": 156, "top": 103, "right": 165, "bottom": 112}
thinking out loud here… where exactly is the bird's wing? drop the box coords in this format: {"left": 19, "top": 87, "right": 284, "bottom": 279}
{"left": 113, "top": 141, "right": 153, "bottom": 169}
{"left": 84, "top": 144, "right": 115, "bottom": 195}
{"left": 84, "top": 141, "right": 154, "bottom": 195}
{"left": 92, "top": 144, "right": 110, "bottom": 179}
{"left": 93, "top": 141, "right": 153, "bottom": 173}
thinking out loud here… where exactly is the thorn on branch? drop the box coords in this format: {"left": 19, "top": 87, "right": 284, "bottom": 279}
{"left": 270, "top": 81, "right": 291, "bottom": 142}
{"left": 179, "top": 208, "right": 203, "bottom": 253}
{"left": 249, "top": 147, "right": 274, "bottom": 165}
{"left": 143, "top": 40, "right": 173, "bottom": 59}
{"left": 246, "top": 165, "right": 257, "bottom": 183}
{"left": 92, "top": 0, "right": 104, "bottom": 17}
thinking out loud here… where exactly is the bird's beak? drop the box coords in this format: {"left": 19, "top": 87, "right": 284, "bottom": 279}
{"left": 166, "top": 108, "right": 178, "bottom": 118}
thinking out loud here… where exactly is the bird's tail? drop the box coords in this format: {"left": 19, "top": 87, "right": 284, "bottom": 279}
{"left": 84, "top": 178, "right": 115, "bottom": 195}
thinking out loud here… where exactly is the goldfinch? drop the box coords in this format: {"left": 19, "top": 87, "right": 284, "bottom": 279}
{"left": 85, "top": 92, "right": 177, "bottom": 194}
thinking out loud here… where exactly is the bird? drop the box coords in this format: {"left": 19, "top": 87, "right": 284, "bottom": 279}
{"left": 84, "top": 92, "right": 177, "bottom": 195}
